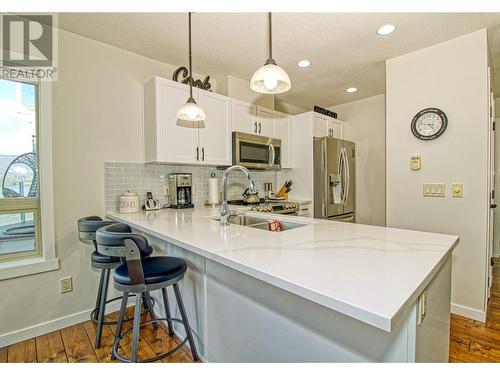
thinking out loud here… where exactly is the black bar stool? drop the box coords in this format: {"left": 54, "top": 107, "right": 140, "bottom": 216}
{"left": 77, "top": 216, "right": 157, "bottom": 349}
{"left": 96, "top": 223, "right": 199, "bottom": 363}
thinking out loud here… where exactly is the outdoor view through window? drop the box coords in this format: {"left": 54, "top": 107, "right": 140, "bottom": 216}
{"left": 0, "top": 78, "right": 40, "bottom": 261}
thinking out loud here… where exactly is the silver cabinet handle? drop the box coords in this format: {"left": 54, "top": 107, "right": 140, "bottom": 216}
{"left": 201, "top": 147, "right": 205, "bottom": 161}
{"left": 196, "top": 146, "right": 199, "bottom": 161}
{"left": 259, "top": 122, "right": 262, "bottom": 134}
{"left": 254, "top": 122, "right": 258, "bottom": 133}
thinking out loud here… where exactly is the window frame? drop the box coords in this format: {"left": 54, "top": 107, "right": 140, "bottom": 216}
{"left": 0, "top": 77, "right": 58, "bottom": 280}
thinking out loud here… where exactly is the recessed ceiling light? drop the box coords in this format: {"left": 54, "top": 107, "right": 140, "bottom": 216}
{"left": 377, "top": 24, "right": 396, "bottom": 36}
{"left": 297, "top": 60, "right": 311, "bottom": 68}
{"left": 346, "top": 87, "right": 357, "bottom": 93}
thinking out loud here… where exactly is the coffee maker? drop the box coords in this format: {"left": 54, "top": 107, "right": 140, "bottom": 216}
{"left": 168, "top": 173, "right": 194, "bottom": 209}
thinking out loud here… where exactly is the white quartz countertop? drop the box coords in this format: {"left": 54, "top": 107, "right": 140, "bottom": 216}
{"left": 106, "top": 207, "right": 458, "bottom": 332}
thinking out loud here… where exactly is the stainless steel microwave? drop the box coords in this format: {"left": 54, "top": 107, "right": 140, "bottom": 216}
{"left": 232, "top": 132, "right": 281, "bottom": 170}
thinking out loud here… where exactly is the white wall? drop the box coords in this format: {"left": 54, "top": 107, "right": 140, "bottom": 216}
{"left": 331, "top": 94, "right": 386, "bottom": 226}
{"left": 0, "top": 29, "right": 209, "bottom": 341}
{"left": 386, "top": 30, "right": 490, "bottom": 320}
{"left": 275, "top": 99, "right": 307, "bottom": 115}
{"left": 216, "top": 74, "right": 274, "bottom": 109}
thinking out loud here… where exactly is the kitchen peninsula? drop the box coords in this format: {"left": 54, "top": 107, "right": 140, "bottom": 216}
{"left": 107, "top": 207, "right": 458, "bottom": 362}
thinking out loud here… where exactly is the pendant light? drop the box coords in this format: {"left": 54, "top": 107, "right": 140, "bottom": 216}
{"left": 250, "top": 13, "right": 291, "bottom": 94}
{"left": 177, "top": 12, "right": 206, "bottom": 121}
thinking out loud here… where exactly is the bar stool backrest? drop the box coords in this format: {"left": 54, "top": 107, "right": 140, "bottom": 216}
{"left": 96, "top": 223, "right": 153, "bottom": 285}
{"left": 78, "top": 216, "right": 117, "bottom": 250}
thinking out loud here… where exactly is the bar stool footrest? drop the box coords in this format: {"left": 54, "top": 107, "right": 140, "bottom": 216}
{"left": 112, "top": 317, "right": 190, "bottom": 363}
{"left": 90, "top": 294, "right": 154, "bottom": 325}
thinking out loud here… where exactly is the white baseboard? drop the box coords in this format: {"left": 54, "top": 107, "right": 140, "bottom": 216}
{"left": 0, "top": 299, "right": 126, "bottom": 348}
{"left": 451, "top": 303, "right": 486, "bottom": 322}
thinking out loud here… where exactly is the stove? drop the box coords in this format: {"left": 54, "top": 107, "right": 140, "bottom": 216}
{"left": 227, "top": 199, "right": 300, "bottom": 215}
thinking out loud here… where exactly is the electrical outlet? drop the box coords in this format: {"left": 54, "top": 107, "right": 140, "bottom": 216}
{"left": 60, "top": 277, "right": 73, "bottom": 293}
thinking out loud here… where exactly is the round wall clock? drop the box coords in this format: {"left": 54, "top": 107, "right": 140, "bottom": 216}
{"left": 410, "top": 108, "right": 448, "bottom": 140}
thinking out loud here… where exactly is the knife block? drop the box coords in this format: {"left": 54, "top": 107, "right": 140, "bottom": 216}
{"left": 276, "top": 186, "right": 288, "bottom": 199}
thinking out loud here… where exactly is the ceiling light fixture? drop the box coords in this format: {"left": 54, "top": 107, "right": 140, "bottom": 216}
{"left": 177, "top": 12, "right": 206, "bottom": 121}
{"left": 376, "top": 24, "right": 396, "bottom": 36}
{"left": 346, "top": 87, "right": 357, "bottom": 93}
{"left": 250, "top": 13, "right": 291, "bottom": 94}
{"left": 297, "top": 60, "right": 311, "bottom": 68}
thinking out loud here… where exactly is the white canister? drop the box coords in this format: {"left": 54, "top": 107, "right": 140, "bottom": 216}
{"left": 119, "top": 191, "right": 140, "bottom": 213}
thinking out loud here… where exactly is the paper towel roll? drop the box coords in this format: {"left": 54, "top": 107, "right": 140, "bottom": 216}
{"left": 208, "top": 175, "right": 219, "bottom": 204}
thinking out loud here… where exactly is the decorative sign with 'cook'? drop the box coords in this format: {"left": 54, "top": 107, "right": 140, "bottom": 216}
{"left": 172, "top": 66, "right": 212, "bottom": 92}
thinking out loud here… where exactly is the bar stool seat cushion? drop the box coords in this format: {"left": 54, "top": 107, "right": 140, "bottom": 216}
{"left": 91, "top": 250, "right": 120, "bottom": 264}
{"left": 113, "top": 256, "right": 187, "bottom": 285}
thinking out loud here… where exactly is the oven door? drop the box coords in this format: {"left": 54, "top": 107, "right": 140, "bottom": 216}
{"left": 232, "top": 132, "right": 281, "bottom": 170}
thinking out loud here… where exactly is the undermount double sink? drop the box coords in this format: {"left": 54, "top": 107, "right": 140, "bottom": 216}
{"left": 215, "top": 213, "right": 307, "bottom": 232}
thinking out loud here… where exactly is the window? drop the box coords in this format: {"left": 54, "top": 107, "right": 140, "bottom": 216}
{"left": 0, "top": 77, "right": 57, "bottom": 278}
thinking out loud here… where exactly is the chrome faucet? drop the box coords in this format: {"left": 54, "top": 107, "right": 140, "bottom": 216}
{"left": 220, "top": 165, "right": 258, "bottom": 226}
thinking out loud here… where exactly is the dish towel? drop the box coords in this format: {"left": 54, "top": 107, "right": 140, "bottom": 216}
{"left": 268, "top": 219, "right": 285, "bottom": 232}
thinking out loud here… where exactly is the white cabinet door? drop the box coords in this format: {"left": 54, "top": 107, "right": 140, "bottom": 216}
{"left": 313, "top": 114, "right": 329, "bottom": 137}
{"left": 256, "top": 106, "right": 277, "bottom": 137}
{"left": 231, "top": 99, "right": 257, "bottom": 135}
{"left": 153, "top": 78, "right": 199, "bottom": 164}
{"left": 198, "top": 90, "right": 232, "bottom": 166}
{"left": 329, "top": 119, "right": 342, "bottom": 139}
{"left": 276, "top": 112, "right": 292, "bottom": 168}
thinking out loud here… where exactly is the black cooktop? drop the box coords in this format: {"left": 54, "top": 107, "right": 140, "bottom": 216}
{"left": 227, "top": 199, "right": 265, "bottom": 206}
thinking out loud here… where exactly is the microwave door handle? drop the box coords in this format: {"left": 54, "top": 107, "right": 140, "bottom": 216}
{"left": 269, "top": 144, "right": 275, "bottom": 168}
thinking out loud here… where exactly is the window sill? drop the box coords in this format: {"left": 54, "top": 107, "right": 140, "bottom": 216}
{"left": 0, "top": 257, "right": 59, "bottom": 281}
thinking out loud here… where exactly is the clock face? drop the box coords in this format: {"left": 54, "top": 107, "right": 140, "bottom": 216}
{"left": 411, "top": 108, "right": 448, "bottom": 140}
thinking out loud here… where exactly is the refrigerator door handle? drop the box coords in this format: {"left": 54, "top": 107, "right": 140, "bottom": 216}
{"left": 322, "top": 140, "right": 327, "bottom": 219}
{"left": 339, "top": 148, "right": 346, "bottom": 205}
{"left": 343, "top": 147, "right": 350, "bottom": 206}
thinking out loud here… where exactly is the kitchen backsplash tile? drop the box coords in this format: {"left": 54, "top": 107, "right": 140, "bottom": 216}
{"left": 104, "top": 162, "right": 277, "bottom": 211}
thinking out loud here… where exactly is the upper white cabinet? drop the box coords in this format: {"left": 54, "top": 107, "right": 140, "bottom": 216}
{"left": 256, "top": 106, "right": 277, "bottom": 137}
{"left": 198, "top": 90, "right": 232, "bottom": 165}
{"left": 313, "top": 113, "right": 343, "bottom": 139}
{"left": 231, "top": 99, "right": 276, "bottom": 137}
{"left": 276, "top": 112, "right": 293, "bottom": 168}
{"left": 144, "top": 77, "right": 231, "bottom": 166}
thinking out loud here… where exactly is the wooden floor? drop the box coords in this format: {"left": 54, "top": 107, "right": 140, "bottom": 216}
{"left": 5, "top": 261, "right": 500, "bottom": 363}
{"left": 0, "top": 306, "right": 195, "bottom": 363}
{"left": 449, "top": 257, "right": 500, "bottom": 362}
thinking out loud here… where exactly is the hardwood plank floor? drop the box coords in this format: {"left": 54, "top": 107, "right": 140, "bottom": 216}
{"left": 0, "top": 306, "right": 194, "bottom": 363}
{"left": 6, "top": 259, "right": 500, "bottom": 364}
{"left": 449, "top": 257, "right": 500, "bottom": 362}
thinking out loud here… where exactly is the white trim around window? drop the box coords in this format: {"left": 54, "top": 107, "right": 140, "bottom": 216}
{"left": 0, "top": 81, "right": 59, "bottom": 280}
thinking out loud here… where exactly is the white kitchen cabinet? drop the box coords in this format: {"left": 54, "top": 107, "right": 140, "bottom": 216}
{"left": 276, "top": 112, "right": 293, "bottom": 168}
{"left": 198, "top": 90, "right": 232, "bottom": 165}
{"left": 231, "top": 99, "right": 257, "bottom": 135}
{"left": 144, "top": 76, "right": 231, "bottom": 166}
{"left": 313, "top": 113, "right": 343, "bottom": 139}
{"left": 230, "top": 99, "right": 276, "bottom": 137}
{"left": 256, "top": 106, "right": 277, "bottom": 137}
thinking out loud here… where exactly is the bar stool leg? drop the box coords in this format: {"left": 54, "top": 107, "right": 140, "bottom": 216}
{"left": 131, "top": 292, "right": 143, "bottom": 362}
{"left": 111, "top": 291, "right": 129, "bottom": 360}
{"left": 95, "top": 268, "right": 110, "bottom": 348}
{"left": 93, "top": 270, "right": 106, "bottom": 320}
{"left": 173, "top": 283, "right": 199, "bottom": 361}
{"left": 161, "top": 288, "right": 175, "bottom": 336}
{"left": 144, "top": 292, "right": 158, "bottom": 329}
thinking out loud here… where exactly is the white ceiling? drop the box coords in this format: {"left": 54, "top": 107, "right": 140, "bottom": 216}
{"left": 58, "top": 13, "right": 500, "bottom": 109}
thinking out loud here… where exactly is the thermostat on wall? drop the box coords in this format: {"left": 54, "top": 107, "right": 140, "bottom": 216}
{"left": 410, "top": 155, "right": 421, "bottom": 170}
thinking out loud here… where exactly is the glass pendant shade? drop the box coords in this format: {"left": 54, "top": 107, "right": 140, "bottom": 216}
{"left": 176, "top": 97, "right": 206, "bottom": 121}
{"left": 176, "top": 12, "right": 206, "bottom": 122}
{"left": 250, "top": 58, "right": 291, "bottom": 94}
{"left": 250, "top": 13, "right": 291, "bottom": 95}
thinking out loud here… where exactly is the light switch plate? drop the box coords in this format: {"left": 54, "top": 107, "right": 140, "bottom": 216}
{"left": 451, "top": 183, "right": 463, "bottom": 198}
{"left": 410, "top": 155, "right": 421, "bottom": 170}
{"left": 423, "top": 183, "right": 445, "bottom": 197}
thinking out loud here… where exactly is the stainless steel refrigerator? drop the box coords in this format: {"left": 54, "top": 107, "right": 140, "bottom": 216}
{"left": 313, "top": 137, "right": 355, "bottom": 222}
